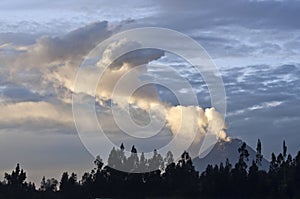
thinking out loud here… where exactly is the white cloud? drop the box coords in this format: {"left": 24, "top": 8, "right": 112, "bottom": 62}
{"left": 228, "top": 101, "right": 284, "bottom": 116}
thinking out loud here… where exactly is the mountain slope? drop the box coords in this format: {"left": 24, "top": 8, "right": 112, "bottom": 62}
{"left": 193, "top": 138, "right": 269, "bottom": 172}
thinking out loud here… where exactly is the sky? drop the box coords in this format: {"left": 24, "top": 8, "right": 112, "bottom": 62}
{"left": 0, "top": 0, "right": 300, "bottom": 184}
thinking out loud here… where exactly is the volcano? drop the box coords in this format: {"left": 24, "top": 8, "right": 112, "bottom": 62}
{"left": 193, "top": 138, "right": 269, "bottom": 172}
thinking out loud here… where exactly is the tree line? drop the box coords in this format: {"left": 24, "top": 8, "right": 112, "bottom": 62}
{"left": 0, "top": 140, "right": 300, "bottom": 198}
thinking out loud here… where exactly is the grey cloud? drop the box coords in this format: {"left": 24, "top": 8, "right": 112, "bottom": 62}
{"left": 219, "top": 64, "right": 300, "bottom": 156}
{"left": 0, "top": 32, "right": 38, "bottom": 45}
{"left": 28, "top": 21, "right": 111, "bottom": 64}
{"left": 153, "top": 0, "right": 300, "bottom": 30}
{"left": 0, "top": 120, "right": 76, "bottom": 135}
{"left": 0, "top": 0, "right": 151, "bottom": 12}
{"left": 0, "top": 84, "right": 42, "bottom": 103}
{"left": 110, "top": 49, "right": 164, "bottom": 70}
{"left": 122, "top": 0, "right": 299, "bottom": 64}
{"left": 224, "top": 64, "right": 300, "bottom": 106}
{"left": 0, "top": 21, "right": 114, "bottom": 105}
{"left": 155, "top": 61, "right": 300, "bottom": 157}
{"left": 146, "top": 60, "right": 300, "bottom": 158}
{"left": 0, "top": 0, "right": 154, "bottom": 34}
{"left": 0, "top": 130, "right": 93, "bottom": 184}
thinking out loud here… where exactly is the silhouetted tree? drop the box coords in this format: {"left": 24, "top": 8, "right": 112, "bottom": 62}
{"left": 283, "top": 140, "right": 287, "bottom": 159}
{"left": 125, "top": 145, "right": 139, "bottom": 172}
{"left": 256, "top": 139, "right": 263, "bottom": 167}
{"left": 234, "top": 142, "right": 249, "bottom": 173}
{"left": 294, "top": 151, "right": 300, "bottom": 198}
{"left": 270, "top": 152, "right": 279, "bottom": 173}
{"left": 164, "top": 151, "right": 174, "bottom": 166}
{"left": 2, "top": 164, "right": 36, "bottom": 199}
{"left": 231, "top": 142, "right": 249, "bottom": 197}
{"left": 107, "top": 147, "right": 118, "bottom": 169}
{"left": 176, "top": 151, "right": 199, "bottom": 196}
{"left": 59, "top": 172, "right": 82, "bottom": 198}
{"left": 139, "top": 152, "right": 148, "bottom": 172}
{"left": 59, "top": 172, "right": 69, "bottom": 192}
{"left": 148, "top": 149, "right": 164, "bottom": 171}
{"left": 1, "top": 139, "right": 300, "bottom": 199}
{"left": 4, "top": 163, "right": 26, "bottom": 189}
{"left": 40, "top": 177, "right": 58, "bottom": 192}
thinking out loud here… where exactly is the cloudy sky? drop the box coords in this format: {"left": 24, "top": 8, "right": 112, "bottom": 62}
{"left": 0, "top": 0, "right": 300, "bottom": 184}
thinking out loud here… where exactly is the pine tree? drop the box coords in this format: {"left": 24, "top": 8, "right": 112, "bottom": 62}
{"left": 139, "top": 152, "right": 148, "bottom": 172}
{"left": 148, "top": 149, "right": 164, "bottom": 171}
{"left": 270, "top": 153, "right": 279, "bottom": 173}
{"left": 40, "top": 176, "right": 46, "bottom": 191}
{"left": 232, "top": 142, "right": 249, "bottom": 197}
{"left": 40, "top": 177, "right": 58, "bottom": 192}
{"left": 4, "top": 163, "right": 26, "bottom": 188}
{"left": 126, "top": 145, "right": 139, "bottom": 171}
{"left": 236, "top": 142, "right": 249, "bottom": 172}
{"left": 164, "top": 151, "right": 174, "bottom": 166}
{"left": 108, "top": 147, "right": 118, "bottom": 169}
{"left": 256, "top": 139, "right": 263, "bottom": 167}
{"left": 283, "top": 140, "right": 287, "bottom": 159}
{"left": 94, "top": 155, "right": 104, "bottom": 170}
{"left": 59, "top": 172, "right": 69, "bottom": 192}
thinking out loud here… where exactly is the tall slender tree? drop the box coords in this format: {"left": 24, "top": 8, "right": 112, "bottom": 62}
{"left": 256, "top": 139, "right": 263, "bottom": 167}
{"left": 283, "top": 140, "right": 287, "bottom": 158}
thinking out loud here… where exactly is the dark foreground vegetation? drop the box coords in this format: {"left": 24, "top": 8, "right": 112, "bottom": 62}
{"left": 0, "top": 140, "right": 300, "bottom": 199}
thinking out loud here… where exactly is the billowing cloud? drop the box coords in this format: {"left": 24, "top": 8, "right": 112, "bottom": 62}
{"left": 0, "top": 21, "right": 230, "bottom": 148}
{"left": 165, "top": 106, "right": 228, "bottom": 142}
{"left": 0, "top": 0, "right": 299, "bottom": 185}
{"left": 10, "top": 21, "right": 111, "bottom": 70}
{"left": 0, "top": 21, "right": 114, "bottom": 132}
{"left": 86, "top": 37, "right": 229, "bottom": 143}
